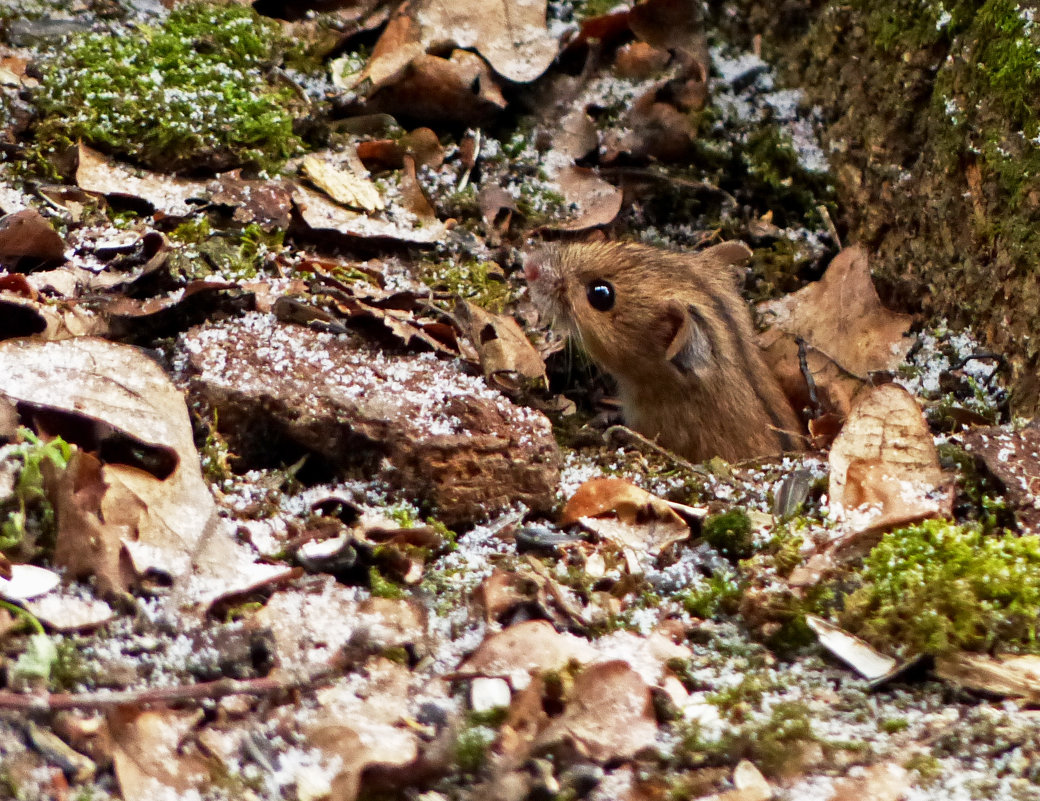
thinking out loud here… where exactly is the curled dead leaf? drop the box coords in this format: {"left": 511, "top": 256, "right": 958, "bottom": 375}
{"left": 561, "top": 478, "right": 691, "bottom": 557}
{"left": 828, "top": 384, "right": 951, "bottom": 544}
{"left": 75, "top": 144, "right": 208, "bottom": 218}
{"left": 457, "top": 301, "right": 547, "bottom": 391}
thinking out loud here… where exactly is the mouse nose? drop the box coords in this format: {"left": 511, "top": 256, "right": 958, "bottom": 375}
{"left": 523, "top": 254, "right": 542, "bottom": 282}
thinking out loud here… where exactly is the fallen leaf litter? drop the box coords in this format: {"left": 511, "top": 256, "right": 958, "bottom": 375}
{"left": 0, "top": 0, "right": 1036, "bottom": 799}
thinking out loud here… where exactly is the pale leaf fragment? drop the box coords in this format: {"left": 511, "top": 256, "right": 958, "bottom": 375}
{"left": 302, "top": 660, "right": 420, "bottom": 801}
{"left": 109, "top": 708, "right": 209, "bottom": 801}
{"left": 456, "top": 619, "right": 597, "bottom": 688}
{"left": 413, "top": 0, "right": 558, "bottom": 83}
{"left": 0, "top": 564, "right": 59, "bottom": 601}
{"left": 75, "top": 144, "right": 208, "bottom": 217}
{"left": 301, "top": 153, "right": 384, "bottom": 212}
{"left": 825, "top": 762, "right": 910, "bottom": 801}
{"left": 806, "top": 615, "right": 897, "bottom": 681}
{"left": 935, "top": 652, "right": 1040, "bottom": 703}
{"left": 562, "top": 477, "right": 691, "bottom": 556}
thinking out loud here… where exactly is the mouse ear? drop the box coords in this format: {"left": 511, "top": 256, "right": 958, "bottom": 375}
{"left": 699, "top": 241, "right": 752, "bottom": 266}
{"left": 661, "top": 300, "right": 713, "bottom": 374}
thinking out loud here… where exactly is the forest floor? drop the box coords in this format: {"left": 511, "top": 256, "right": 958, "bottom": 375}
{"left": 1, "top": 1, "right": 1039, "bottom": 800}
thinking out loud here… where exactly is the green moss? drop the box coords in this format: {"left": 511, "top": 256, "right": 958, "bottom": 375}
{"left": 769, "top": 525, "right": 806, "bottom": 576}
{"left": 881, "top": 717, "right": 910, "bottom": 734}
{"left": 199, "top": 412, "right": 234, "bottom": 484}
{"left": 679, "top": 574, "right": 742, "bottom": 619}
{"left": 0, "top": 429, "right": 71, "bottom": 557}
{"left": 701, "top": 508, "right": 755, "bottom": 561}
{"left": 169, "top": 217, "right": 284, "bottom": 280}
{"left": 840, "top": 520, "right": 1040, "bottom": 656}
{"left": 386, "top": 504, "right": 419, "bottom": 528}
{"left": 49, "top": 636, "right": 94, "bottom": 691}
{"left": 419, "top": 258, "right": 515, "bottom": 313}
{"left": 33, "top": 1, "right": 300, "bottom": 173}
{"left": 368, "top": 566, "right": 405, "bottom": 600}
{"left": 380, "top": 645, "right": 409, "bottom": 664}
{"left": 453, "top": 723, "right": 497, "bottom": 774}
{"left": 707, "top": 673, "right": 770, "bottom": 713}
{"left": 677, "top": 700, "right": 815, "bottom": 777}
{"left": 903, "top": 752, "right": 943, "bottom": 785}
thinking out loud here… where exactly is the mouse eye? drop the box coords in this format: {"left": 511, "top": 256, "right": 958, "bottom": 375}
{"left": 586, "top": 280, "right": 615, "bottom": 312}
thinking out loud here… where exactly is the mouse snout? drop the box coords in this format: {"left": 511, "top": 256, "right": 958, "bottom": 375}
{"left": 523, "top": 249, "right": 551, "bottom": 284}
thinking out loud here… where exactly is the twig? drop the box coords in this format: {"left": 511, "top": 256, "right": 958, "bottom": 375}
{"left": 604, "top": 424, "right": 716, "bottom": 479}
{"left": 796, "top": 336, "right": 823, "bottom": 420}
{"left": 0, "top": 670, "right": 335, "bottom": 713}
{"left": 817, "top": 204, "right": 841, "bottom": 249}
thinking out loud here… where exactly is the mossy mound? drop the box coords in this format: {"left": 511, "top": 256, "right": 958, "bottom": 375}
{"left": 33, "top": 1, "right": 300, "bottom": 173}
{"left": 841, "top": 520, "right": 1040, "bottom": 656}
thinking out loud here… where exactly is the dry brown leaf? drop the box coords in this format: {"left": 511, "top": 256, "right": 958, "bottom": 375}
{"left": 335, "top": 11, "right": 423, "bottom": 91}
{"left": 402, "top": 0, "right": 558, "bottom": 83}
{"left": 552, "top": 166, "right": 623, "bottom": 230}
{"left": 363, "top": 50, "right": 507, "bottom": 124}
{"left": 0, "top": 209, "right": 65, "bottom": 266}
{"left": 562, "top": 477, "right": 681, "bottom": 526}
{"left": 458, "top": 301, "right": 547, "bottom": 390}
{"left": 48, "top": 450, "right": 135, "bottom": 597}
{"left": 108, "top": 707, "right": 209, "bottom": 801}
{"left": 535, "top": 660, "right": 658, "bottom": 762}
{"left": 561, "top": 477, "right": 691, "bottom": 556}
{"left": 0, "top": 293, "right": 106, "bottom": 340}
{"left": 399, "top": 154, "right": 437, "bottom": 222}
{"left": 301, "top": 153, "right": 385, "bottom": 212}
{"left": 291, "top": 184, "right": 446, "bottom": 244}
{"left": 628, "top": 0, "right": 708, "bottom": 68}
{"left": 478, "top": 568, "right": 535, "bottom": 622}
{"left": 0, "top": 338, "right": 287, "bottom": 607}
{"left": 934, "top": 652, "right": 1040, "bottom": 703}
{"left": 75, "top": 144, "right": 208, "bottom": 217}
{"left": 456, "top": 620, "right": 597, "bottom": 686}
{"left": 758, "top": 246, "right": 914, "bottom": 377}
{"left": 828, "top": 383, "right": 950, "bottom": 542}
{"left": 209, "top": 173, "right": 293, "bottom": 229}
{"left": 325, "top": 293, "right": 459, "bottom": 355}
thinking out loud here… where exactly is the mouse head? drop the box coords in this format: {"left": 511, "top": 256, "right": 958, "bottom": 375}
{"left": 524, "top": 241, "right": 751, "bottom": 384}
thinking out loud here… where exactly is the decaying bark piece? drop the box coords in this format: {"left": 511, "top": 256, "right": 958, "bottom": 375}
{"left": 178, "top": 314, "right": 559, "bottom": 525}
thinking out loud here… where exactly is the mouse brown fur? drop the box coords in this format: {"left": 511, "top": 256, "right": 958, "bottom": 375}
{"left": 525, "top": 240, "right": 802, "bottom": 463}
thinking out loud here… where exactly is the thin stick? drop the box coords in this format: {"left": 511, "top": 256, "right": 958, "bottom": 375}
{"left": 0, "top": 670, "right": 333, "bottom": 713}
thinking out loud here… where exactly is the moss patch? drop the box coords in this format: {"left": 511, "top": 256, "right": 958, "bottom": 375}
{"left": 33, "top": 1, "right": 300, "bottom": 173}
{"left": 840, "top": 520, "right": 1040, "bottom": 656}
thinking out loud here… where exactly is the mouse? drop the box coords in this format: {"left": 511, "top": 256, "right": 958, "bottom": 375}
{"left": 524, "top": 240, "right": 803, "bottom": 463}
